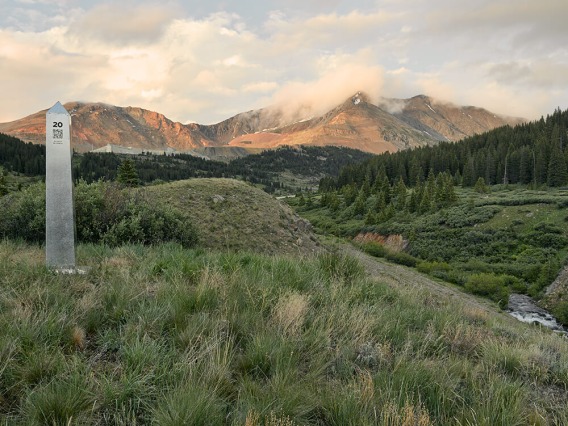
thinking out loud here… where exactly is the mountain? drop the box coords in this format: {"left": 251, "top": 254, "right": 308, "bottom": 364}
{"left": 0, "top": 94, "right": 522, "bottom": 155}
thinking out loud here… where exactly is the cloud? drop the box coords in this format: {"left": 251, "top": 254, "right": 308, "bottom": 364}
{"left": 0, "top": 1, "right": 567, "bottom": 126}
{"left": 488, "top": 60, "right": 568, "bottom": 89}
{"left": 68, "top": 2, "right": 179, "bottom": 45}
{"left": 268, "top": 62, "right": 384, "bottom": 121}
{"left": 265, "top": 10, "right": 397, "bottom": 53}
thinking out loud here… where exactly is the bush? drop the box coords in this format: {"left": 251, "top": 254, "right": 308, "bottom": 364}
{"left": 0, "top": 181, "right": 199, "bottom": 248}
{"left": 385, "top": 251, "right": 418, "bottom": 267}
{"left": 359, "top": 242, "right": 386, "bottom": 258}
{"left": 464, "top": 273, "right": 510, "bottom": 308}
{"left": 552, "top": 301, "right": 568, "bottom": 326}
{"left": 0, "top": 182, "right": 45, "bottom": 242}
{"left": 417, "top": 261, "right": 451, "bottom": 275}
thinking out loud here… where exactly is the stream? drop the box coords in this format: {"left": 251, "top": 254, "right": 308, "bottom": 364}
{"left": 507, "top": 294, "right": 567, "bottom": 335}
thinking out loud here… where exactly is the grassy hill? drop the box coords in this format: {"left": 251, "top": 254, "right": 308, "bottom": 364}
{"left": 143, "top": 178, "right": 320, "bottom": 255}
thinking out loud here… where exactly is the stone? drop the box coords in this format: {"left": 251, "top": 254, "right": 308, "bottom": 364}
{"left": 46, "top": 102, "right": 76, "bottom": 269}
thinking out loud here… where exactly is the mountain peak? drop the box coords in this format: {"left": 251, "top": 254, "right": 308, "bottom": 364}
{"left": 350, "top": 91, "right": 372, "bottom": 106}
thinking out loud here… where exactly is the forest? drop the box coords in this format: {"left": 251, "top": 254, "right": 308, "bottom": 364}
{"left": 320, "top": 107, "right": 568, "bottom": 192}
{"left": 0, "top": 138, "right": 371, "bottom": 194}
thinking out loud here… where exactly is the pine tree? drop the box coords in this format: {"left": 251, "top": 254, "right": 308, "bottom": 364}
{"left": 547, "top": 142, "right": 568, "bottom": 187}
{"left": 364, "top": 209, "right": 376, "bottom": 225}
{"left": 394, "top": 176, "right": 407, "bottom": 211}
{"left": 462, "top": 157, "right": 476, "bottom": 187}
{"left": 408, "top": 189, "right": 418, "bottom": 213}
{"left": 352, "top": 192, "right": 367, "bottom": 217}
{"left": 474, "top": 177, "right": 489, "bottom": 193}
{"left": 117, "top": 159, "right": 139, "bottom": 187}
{"left": 374, "top": 191, "right": 387, "bottom": 213}
{"left": 328, "top": 192, "right": 340, "bottom": 212}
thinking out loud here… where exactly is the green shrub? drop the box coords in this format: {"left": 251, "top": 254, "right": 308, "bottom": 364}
{"left": 552, "top": 301, "right": 568, "bottom": 325}
{"left": 359, "top": 241, "right": 386, "bottom": 258}
{"left": 0, "top": 181, "right": 198, "bottom": 248}
{"left": 417, "top": 261, "right": 451, "bottom": 275}
{"left": 0, "top": 182, "right": 45, "bottom": 242}
{"left": 464, "top": 273, "right": 511, "bottom": 308}
{"left": 317, "top": 251, "right": 364, "bottom": 284}
{"left": 385, "top": 251, "right": 418, "bottom": 267}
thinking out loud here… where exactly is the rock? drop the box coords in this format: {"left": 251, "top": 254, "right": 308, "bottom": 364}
{"left": 212, "top": 195, "right": 225, "bottom": 204}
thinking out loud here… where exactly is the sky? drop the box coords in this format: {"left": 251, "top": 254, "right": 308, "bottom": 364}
{"left": 1, "top": 0, "right": 567, "bottom": 124}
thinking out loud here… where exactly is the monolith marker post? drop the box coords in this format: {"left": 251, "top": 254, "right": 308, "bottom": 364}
{"left": 46, "top": 101, "right": 76, "bottom": 270}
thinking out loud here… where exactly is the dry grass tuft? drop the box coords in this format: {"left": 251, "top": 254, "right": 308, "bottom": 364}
{"left": 70, "top": 326, "right": 86, "bottom": 350}
{"left": 245, "top": 410, "right": 296, "bottom": 426}
{"left": 381, "top": 401, "right": 433, "bottom": 426}
{"left": 272, "top": 292, "right": 309, "bottom": 336}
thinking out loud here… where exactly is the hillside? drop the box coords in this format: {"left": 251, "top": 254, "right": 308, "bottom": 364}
{"left": 385, "top": 94, "right": 524, "bottom": 141}
{"left": 143, "top": 179, "right": 320, "bottom": 254}
{"left": 1, "top": 238, "right": 568, "bottom": 424}
{"left": 0, "top": 94, "right": 520, "bottom": 154}
{"left": 2, "top": 171, "right": 568, "bottom": 423}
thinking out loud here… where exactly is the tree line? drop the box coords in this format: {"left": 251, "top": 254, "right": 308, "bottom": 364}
{"left": 0, "top": 133, "right": 45, "bottom": 176}
{"left": 0, "top": 135, "right": 370, "bottom": 194}
{"left": 321, "top": 107, "right": 568, "bottom": 193}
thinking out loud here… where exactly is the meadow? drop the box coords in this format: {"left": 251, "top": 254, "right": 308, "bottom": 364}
{"left": 292, "top": 186, "right": 568, "bottom": 321}
{"left": 1, "top": 240, "right": 568, "bottom": 425}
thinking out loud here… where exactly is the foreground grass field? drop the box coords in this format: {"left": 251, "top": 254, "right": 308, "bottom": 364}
{"left": 1, "top": 240, "right": 568, "bottom": 425}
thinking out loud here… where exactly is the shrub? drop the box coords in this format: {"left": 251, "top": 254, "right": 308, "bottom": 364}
{"left": 0, "top": 183, "right": 45, "bottom": 242}
{"left": 359, "top": 242, "right": 386, "bottom": 258}
{"left": 385, "top": 251, "right": 418, "bottom": 267}
{"left": 552, "top": 301, "right": 568, "bottom": 326}
{"left": 464, "top": 273, "right": 510, "bottom": 308}
{"left": 417, "top": 261, "right": 451, "bottom": 275}
{"left": 0, "top": 181, "right": 198, "bottom": 248}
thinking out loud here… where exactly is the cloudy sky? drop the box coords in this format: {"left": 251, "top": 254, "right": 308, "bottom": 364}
{"left": 1, "top": 0, "right": 567, "bottom": 124}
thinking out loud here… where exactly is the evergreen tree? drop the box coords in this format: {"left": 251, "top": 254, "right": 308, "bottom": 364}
{"left": 374, "top": 191, "right": 387, "bottom": 213}
{"left": 342, "top": 184, "right": 358, "bottom": 206}
{"left": 328, "top": 192, "right": 340, "bottom": 212}
{"left": 418, "top": 187, "right": 432, "bottom": 213}
{"left": 474, "top": 177, "right": 490, "bottom": 193}
{"left": 547, "top": 143, "right": 568, "bottom": 187}
{"left": 462, "top": 156, "right": 476, "bottom": 187}
{"left": 352, "top": 192, "right": 367, "bottom": 217}
{"left": 518, "top": 147, "right": 533, "bottom": 185}
{"left": 117, "top": 159, "right": 139, "bottom": 187}
{"left": 364, "top": 209, "right": 376, "bottom": 225}
{"left": 394, "top": 176, "right": 407, "bottom": 211}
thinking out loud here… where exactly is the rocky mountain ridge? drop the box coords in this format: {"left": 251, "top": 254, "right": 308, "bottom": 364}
{"left": 0, "top": 94, "right": 523, "bottom": 155}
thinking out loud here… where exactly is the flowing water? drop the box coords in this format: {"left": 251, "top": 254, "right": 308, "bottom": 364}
{"left": 507, "top": 294, "right": 567, "bottom": 335}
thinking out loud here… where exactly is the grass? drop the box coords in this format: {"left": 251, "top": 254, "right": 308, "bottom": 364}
{"left": 1, "top": 240, "right": 568, "bottom": 424}
{"left": 143, "top": 178, "right": 321, "bottom": 255}
{"left": 291, "top": 185, "right": 568, "bottom": 317}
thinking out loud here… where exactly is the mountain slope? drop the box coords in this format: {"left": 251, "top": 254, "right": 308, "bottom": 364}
{"left": 0, "top": 94, "right": 522, "bottom": 154}
{"left": 384, "top": 95, "right": 523, "bottom": 142}
{"left": 0, "top": 102, "right": 217, "bottom": 152}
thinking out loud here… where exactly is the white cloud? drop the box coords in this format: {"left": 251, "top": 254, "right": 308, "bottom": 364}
{"left": 68, "top": 2, "right": 179, "bottom": 45}
{"left": 0, "top": 1, "right": 567, "bottom": 125}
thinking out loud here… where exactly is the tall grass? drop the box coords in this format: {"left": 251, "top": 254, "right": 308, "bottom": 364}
{"left": 1, "top": 240, "right": 568, "bottom": 424}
